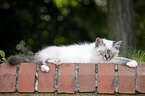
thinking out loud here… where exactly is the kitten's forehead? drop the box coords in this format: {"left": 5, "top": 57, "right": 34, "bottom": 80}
{"left": 102, "top": 39, "right": 114, "bottom": 48}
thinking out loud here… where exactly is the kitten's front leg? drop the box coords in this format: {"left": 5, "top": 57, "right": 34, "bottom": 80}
{"left": 40, "top": 58, "right": 62, "bottom": 72}
{"left": 126, "top": 60, "right": 138, "bottom": 67}
{"left": 110, "top": 57, "right": 138, "bottom": 67}
{"left": 54, "top": 58, "right": 62, "bottom": 65}
{"left": 41, "top": 61, "right": 50, "bottom": 72}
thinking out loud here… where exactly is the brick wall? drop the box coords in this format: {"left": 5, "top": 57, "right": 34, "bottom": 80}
{"left": 0, "top": 63, "right": 145, "bottom": 95}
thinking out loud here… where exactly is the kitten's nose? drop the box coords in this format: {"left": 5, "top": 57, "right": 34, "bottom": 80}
{"left": 105, "top": 54, "right": 110, "bottom": 60}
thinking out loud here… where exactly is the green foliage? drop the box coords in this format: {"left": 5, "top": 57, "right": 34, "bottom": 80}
{"left": 53, "top": 0, "right": 79, "bottom": 15}
{"left": 134, "top": 0, "right": 145, "bottom": 50}
{"left": 0, "top": 50, "right": 7, "bottom": 63}
{"left": 127, "top": 50, "right": 145, "bottom": 64}
{"left": 0, "top": 0, "right": 145, "bottom": 57}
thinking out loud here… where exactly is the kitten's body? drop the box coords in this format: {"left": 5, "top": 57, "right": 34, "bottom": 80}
{"left": 36, "top": 43, "right": 99, "bottom": 64}
{"left": 7, "top": 38, "right": 138, "bottom": 72}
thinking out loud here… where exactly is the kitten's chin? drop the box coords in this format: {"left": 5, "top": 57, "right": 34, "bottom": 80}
{"left": 104, "top": 57, "right": 111, "bottom": 61}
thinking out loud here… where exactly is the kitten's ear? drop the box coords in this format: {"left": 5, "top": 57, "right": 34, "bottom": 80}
{"left": 95, "top": 37, "right": 103, "bottom": 47}
{"left": 113, "top": 41, "right": 122, "bottom": 49}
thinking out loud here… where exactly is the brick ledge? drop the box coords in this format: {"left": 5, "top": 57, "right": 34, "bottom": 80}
{"left": 0, "top": 63, "right": 145, "bottom": 94}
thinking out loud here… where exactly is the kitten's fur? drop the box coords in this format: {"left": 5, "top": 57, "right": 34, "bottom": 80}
{"left": 7, "top": 38, "right": 138, "bottom": 72}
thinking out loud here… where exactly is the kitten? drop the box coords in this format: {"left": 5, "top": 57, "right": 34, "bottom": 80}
{"left": 7, "top": 37, "right": 138, "bottom": 72}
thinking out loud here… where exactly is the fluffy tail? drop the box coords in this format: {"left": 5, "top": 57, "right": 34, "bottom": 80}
{"left": 7, "top": 55, "right": 35, "bottom": 65}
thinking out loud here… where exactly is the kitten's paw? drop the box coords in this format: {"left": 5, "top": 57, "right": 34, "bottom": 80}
{"left": 41, "top": 65, "right": 49, "bottom": 72}
{"left": 126, "top": 60, "right": 138, "bottom": 67}
{"left": 54, "top": 58, "right": 62, "bottom": 65}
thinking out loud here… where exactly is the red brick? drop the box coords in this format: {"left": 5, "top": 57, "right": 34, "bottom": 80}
{"left": 0, "top": 63, "right": 17, "bottom": 92}
{"left": 58, "top": 64, "right": 75, "bottom": 93}
{"left": 137, "top": 64, "right": 145, "bottom": 93}
{"left": 118, "top": 65, "right": 135, "bottom": 93}
{"left": 18, "top": 63, "right": 36, "bottom": 92}
{"left": 38, "top": 63, "right": 55, "bottom": 92}
{"left": 97, "top": 63, "right": 115, "bottom": 93}
{"left": 79, "top": 64, "right": 95, "bottom": 92}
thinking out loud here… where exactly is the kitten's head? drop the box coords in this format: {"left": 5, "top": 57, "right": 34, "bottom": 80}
{"left": 95, "top": 38, "right": 122, "bottom": 61}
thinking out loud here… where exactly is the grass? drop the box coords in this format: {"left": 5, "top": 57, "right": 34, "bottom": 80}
{"left": 126, "top": 50, "right": 145, "bottom": 64}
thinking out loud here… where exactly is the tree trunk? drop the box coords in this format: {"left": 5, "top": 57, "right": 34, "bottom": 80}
{"left": 107, "top": 0, "right": 136, "bottom": 56}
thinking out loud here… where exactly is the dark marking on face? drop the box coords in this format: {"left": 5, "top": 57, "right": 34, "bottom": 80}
{"left": 99, "top": 49, "right": 115, "bottom": 61}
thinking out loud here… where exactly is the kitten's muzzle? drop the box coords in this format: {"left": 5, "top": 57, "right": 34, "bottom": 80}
{"left": 104, "top": 54, "right": 111, "bottom": 61}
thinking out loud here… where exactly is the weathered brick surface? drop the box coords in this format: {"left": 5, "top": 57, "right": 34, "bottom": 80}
{"left": 1, "top": 62, "right": 145, "bottom": 94}
{"left": 79, "top": 64, "right": 96, "bottom": 92}
{"left": 58, "top": 64, "right": 75, "bottom": 93}
{"left": 18, "top": 63, "right": 36, "bottom": 92}
{"left": 0, "top": 63, "right": 17, "bottom": 92}
{"left": 118, "top": 65, "right": 135, "bottom": 93}
{"left": 97, "top": 63, "right": 115, "bottom": 93}
{"left": 38, "top": 63, "right": 55, "bottom": 92}
{"left": 137, "top": 64, "right": 145, "bottom": 93}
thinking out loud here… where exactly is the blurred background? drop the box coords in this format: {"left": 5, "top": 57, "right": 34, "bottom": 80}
{"left": 0, "top": 0, "right": 145, "bottom": 57}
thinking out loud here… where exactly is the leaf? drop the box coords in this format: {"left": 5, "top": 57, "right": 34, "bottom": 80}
{"left": 0, "top": 50, "right": 5, "bottom": 58}
{"left": 2, "top": 58, "right": 7, "bottom": 63}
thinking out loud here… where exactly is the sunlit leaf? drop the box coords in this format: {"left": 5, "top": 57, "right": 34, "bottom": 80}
{"left": 0, "top": 50, "right": 5, "bottom": 58}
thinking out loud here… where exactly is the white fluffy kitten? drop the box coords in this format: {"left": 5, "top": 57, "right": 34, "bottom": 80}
{"left": 7, "top": 38, "right": 138, "bottom": 72}
{"left": 35, "top": 38, "right": 138, "bottom": 72}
